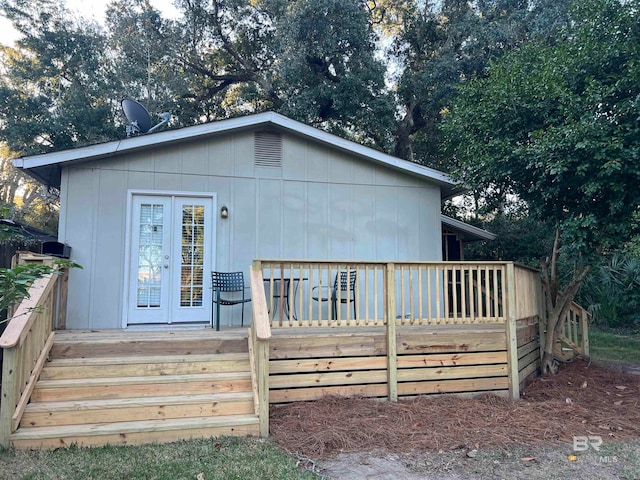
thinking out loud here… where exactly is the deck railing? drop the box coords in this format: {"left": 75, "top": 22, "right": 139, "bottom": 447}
{"left": 0, "top": 272, "right": 63, "bottom": 448}
{"left": 247, "top": 261, "right": 271, "bottom": 438}
{"left": 248, "top": 260, "right": 546, "bottom": 408}
{"left": 257, "top": 260, "right": 511, "bottom": 327}
{"left": 557, "top": 302, "right": 590, "bottom": 358}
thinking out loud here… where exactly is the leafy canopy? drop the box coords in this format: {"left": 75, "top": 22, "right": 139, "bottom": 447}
{"left": 442, "top": 0, "right": 640, "bottom": 260}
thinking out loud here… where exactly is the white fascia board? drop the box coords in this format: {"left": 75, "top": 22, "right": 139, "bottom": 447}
{"left": 441, "top": 214, "right": 496, "bottom": 241}
{"left": 13, "top": 111, "right": 456, "bottom": 188}
{"left": 267, "top": 113, "right": 455, "bottom": 186}
{"left": 12, "top": 113, "right": 274, "bottom": 170}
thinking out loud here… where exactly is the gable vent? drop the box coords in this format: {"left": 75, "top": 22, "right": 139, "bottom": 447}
{"left": 254, "top": 131, "right": 282, "bottom": 168}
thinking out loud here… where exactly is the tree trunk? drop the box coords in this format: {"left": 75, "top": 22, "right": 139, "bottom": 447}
{"left": 540, "top": 227, "right": 591, "bottom": 375}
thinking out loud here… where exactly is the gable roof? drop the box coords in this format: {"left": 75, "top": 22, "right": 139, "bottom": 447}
{"left": 12, "top": 111, "right": 460, "bottom": 198}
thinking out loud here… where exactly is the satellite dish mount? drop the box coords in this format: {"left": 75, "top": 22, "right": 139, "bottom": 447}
{"left": 121, "top": 98, "right": 171, "bottom": 137}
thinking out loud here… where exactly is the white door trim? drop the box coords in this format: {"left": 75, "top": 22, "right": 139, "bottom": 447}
{"left": 122, "top": 189, "right": 217, "bottom": 329}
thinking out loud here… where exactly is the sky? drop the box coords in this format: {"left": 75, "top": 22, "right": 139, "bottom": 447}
{"left": 0, "top": 0, "right": 181, "bottom": 47}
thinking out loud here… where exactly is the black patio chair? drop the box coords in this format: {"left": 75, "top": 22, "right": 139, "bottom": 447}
{"left": 311, "top": 270, "right": 357, "bottom": 320}
{"left": 211, "top": 271, "right": 251, "bottom": 331}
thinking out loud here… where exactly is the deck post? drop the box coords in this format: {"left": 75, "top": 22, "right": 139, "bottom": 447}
{"left": 505, "top": 263, "right": 520, "bottom": 400}
{"left": 55, "top": 268, "right": 69, "bottom": 330}
{"left": 250, "top": 260, "right": 271, "bottom": 437}
{"left": 256, "top": 337, "right": 269, "bottom": 437}
{"left": 580, "top": 307, "right": 590, "bottom": 357}
{"left": 0, "top": 348, "right": 18, "bottom": 448}
{"left": 386, "top": 263, "right": 398, "bottom": 402}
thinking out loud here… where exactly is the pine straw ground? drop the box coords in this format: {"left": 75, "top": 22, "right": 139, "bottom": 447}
{"left": 270, "top": 360, "right": 640, "bottom": 459}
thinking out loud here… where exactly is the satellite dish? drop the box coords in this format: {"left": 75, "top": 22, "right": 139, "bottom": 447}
{"left": 121, "top": 97, "right": 171, "bottom": 137}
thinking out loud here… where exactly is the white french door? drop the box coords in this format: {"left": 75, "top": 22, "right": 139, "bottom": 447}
{"left": 127, "top": 194, "right": 214, "bottom": 325}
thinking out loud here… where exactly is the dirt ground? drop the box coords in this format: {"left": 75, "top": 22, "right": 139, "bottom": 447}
{"left": 271, "top": 359, "right": 640, "bottom": 479}
{"left": 316, "top": 442, "right": 640, "bottom": 480}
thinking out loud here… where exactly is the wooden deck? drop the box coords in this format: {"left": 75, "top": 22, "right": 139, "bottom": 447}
{"left": 1, "top": 258, "right": 591, "bottom": 449}
{"left": 4, "top": 323, "right": 517, "bottom": 449}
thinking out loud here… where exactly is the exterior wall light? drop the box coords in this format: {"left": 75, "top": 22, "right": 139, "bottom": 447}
{"left": 220, "top": 205, "right": 229, "bottom": 219}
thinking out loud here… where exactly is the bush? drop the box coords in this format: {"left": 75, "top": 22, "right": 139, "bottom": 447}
{"left": 0, "top": 259, "right": 81, "bottom": 325}
{"left": 578, "top": 255, "right": 640, "bottom": 330}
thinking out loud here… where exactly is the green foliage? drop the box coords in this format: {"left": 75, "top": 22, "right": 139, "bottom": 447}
{"left": 464, "top": 214, "right": 554, "bottom": 266}
{"left": 578, "top": 255, "right": 640, "bottom": 330}
{"left": 0, "top": 260, "right": 81, "bottom": 323}
{"left": 277, "top": 0, "right": 395, "bottom": 149}
{"left": 392, "top": 0, "right": 572, "bottom": 164}
{"left": 0, "top": 0, "right": 119, "bottom": 155}
{"left": 0, "top": 0, "right": 577, "bottom": 163}
{"left": 442, "top": 0, "right": 640, "bottom": 263}
{"left": 172, "top": 0, "right": 395, "bottom": 149}
{"left": 105, "top": 0, "right": 187, "bottom": 117}
{"left": 0, "top": 263, "right": 54, "bottom": 321}
{"left": 173, "top": 0, "right": 282, "bottom": 121}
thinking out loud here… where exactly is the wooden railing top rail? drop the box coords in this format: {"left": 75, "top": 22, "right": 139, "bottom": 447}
{"left": 0, "top": 273, "right": 57, "bottom": 349}
{"left": 513, "top": 263, "right": 541, "bottom": 273}
{"left": 249, "top": 267, "right": 271, "bottom": 340}
{"left": 259, "top": 259, "right": 515, "bottom": 266}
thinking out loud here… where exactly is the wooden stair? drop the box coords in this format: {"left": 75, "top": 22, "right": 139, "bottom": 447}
{"left": 10, "top": 330, "right": 259, "bottom": 449}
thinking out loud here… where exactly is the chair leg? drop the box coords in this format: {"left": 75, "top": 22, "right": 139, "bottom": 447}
{"left": 331, "top": 298, "right": 337, "bottom": 321}
{"left": 216, "top": 297, "right": 221, "bottom": 331}
{"left": 352, "top": 293, "right": 356, "bottom": 319}
{"left": 241, "top": 302, "right": 244, "bottom": 327}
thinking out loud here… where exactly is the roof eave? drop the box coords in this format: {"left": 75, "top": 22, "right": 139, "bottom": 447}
{"left": 13, "top": 112, "right": 459, "bottom": 195}
{"left": 441, "top": 214, "right": 496, "bottom": 242}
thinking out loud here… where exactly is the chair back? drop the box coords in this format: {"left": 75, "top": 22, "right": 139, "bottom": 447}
{"left": 334, "top": 270, "right": 357, "bottom": 293}
{"left": 211, "top": 271, "right": 245, "bottom": 293}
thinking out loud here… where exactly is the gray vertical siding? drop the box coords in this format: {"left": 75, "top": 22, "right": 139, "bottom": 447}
{"left": 60, "top": 131, "right": 442, "bottom": 329}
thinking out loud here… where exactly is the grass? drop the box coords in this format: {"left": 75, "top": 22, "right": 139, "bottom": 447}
{"left": 588, "top": 329, "right": 640, "bottom": 363}
{"left": 0, "top": 437, "right": 314, "bottom": 480}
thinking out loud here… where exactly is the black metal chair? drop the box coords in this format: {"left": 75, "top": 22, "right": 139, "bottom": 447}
{"left": 311, "top": 270, "right": 357, "bottom": 320}
{"left": 211, "top": 271, "right": 251, "bottom": 331}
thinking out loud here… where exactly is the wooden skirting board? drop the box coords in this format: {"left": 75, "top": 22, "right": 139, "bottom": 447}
{"left": 516, "top": 321, "right": 541, "bottom": 389}
{"left": 269, "top": 326, "right": 511, "bottom": 404}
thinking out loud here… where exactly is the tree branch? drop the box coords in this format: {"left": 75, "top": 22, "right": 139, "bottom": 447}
{"left": 550, "top": 226, "right": 560, "bottom": 303}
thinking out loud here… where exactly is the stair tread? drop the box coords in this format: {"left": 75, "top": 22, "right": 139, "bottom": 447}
{"left": 24, "top": 392, "right": 254, "bottom": 412}
{"left": 35, "top": 371, "right": 252, "bottom": 389}
{"left": 11, "top": 414, "right": 259, "bottom": 440}
{"left": 53, "top": 330, "right": 248, "bottom": 344}
{"left": 46, "top": 353, "right": 249, "bottom": 367}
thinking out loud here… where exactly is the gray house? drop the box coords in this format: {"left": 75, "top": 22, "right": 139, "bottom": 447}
{"left": 13, "top": 112, "right": 492, "bottom": 330}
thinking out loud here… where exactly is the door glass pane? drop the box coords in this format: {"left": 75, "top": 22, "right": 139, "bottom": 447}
{"left": 137, "top": 203, "right": 164, "bottom": 308}
{"left": 180, "top": 204, "right": 205, "bottom": 307}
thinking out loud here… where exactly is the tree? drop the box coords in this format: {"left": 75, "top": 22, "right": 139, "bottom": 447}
{"left": 391, "top": 0, "right": 572, "bottom": 166}
{"left": 442, "top": 0, "right": 640, "bottom": 373}
{"left": 173, "top": 0, "right": 395, "bottom": 148}
{"left": 277, "top": 0, "right": 395, "bottom": 148}
{"left": 0, "top": 0, "right": 119, "bottom": 155}
{"left": 105, "top": 0, "right": 187, "bottom": 119}
{"left": 173, "top": 0, "right": 282, "bottom": 121}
